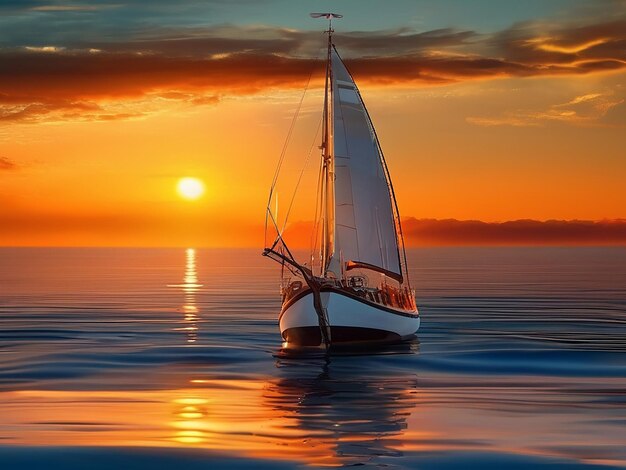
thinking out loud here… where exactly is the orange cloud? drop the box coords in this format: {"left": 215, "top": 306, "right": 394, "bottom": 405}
{"left": 536, "top": 38, "right": 608, "bottom": 54}
{"left": 467, "top": 91, "right": 625, "bottom": 127}
{"left": 2, "top": 46, "right": 622, "bottom": 102}
{"left": 0, "top": 155, "right": 17, "bottom": 170}
{"left": 0, "top": 51, "right": 317, "bottom": 101}
{"left": 0, "top": 51, "right": 317, "bottom": 123}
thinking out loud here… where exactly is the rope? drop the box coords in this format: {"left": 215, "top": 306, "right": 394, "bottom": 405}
{"left": 279, "top": 113, "right": 323, "bottom": 235}
{"left": 264, "top": 50, "right": 321, "bottom": 247}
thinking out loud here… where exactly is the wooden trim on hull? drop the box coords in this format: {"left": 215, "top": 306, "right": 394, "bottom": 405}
{"left": 279, "top": 286, "right": 419, "bottom": 323}
{"left": 283, "top": 326, "right": 406, "bottom": 346}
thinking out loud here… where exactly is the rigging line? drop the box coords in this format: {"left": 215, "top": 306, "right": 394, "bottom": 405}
{"left": 266, "top": 207, "right": 281, "bottom": 240}
{"left": 279, "top": 113, "right": 323, "bottom": 235}
{"left": 266, "top": 195, "right": 283, "bottom": 238}
{"left": 264, "top": 48, "right": 322, "bottom": 247}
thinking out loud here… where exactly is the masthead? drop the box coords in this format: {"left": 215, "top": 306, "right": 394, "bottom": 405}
{"left": 310, "top": 12, "right": 342, "bottom": 37}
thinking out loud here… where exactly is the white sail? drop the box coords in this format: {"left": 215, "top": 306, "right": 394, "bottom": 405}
{"left": 326, "top": 47, "right": 402, "bottom": 281}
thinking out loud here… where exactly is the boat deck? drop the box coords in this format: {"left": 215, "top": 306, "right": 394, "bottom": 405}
{"left": 281, "top": 278, "right": 416, "bottom": 312}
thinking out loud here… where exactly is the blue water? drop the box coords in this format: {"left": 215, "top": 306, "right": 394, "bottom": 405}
{"left": 0, "top": 247, "right": 625, "bottom": 469}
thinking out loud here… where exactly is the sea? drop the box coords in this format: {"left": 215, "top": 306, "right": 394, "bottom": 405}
{"left": 0, "top": 247, "right": 625, "bottom": 469}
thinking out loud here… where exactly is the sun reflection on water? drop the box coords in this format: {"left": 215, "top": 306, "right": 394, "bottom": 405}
{"left": 173, "top": 395, "right": 210, "bottom": 444}
{"left": 169, "top": 248, "right": 202, "bottom": 343}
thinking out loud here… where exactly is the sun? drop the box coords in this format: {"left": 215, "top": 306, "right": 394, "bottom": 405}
{"left": 177, "top": 177, "right": 205, "bottom": 200}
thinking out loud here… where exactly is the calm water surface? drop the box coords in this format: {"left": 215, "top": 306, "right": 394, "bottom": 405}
{"left": 0, "top": 247, "right": 625, "bottom": 469}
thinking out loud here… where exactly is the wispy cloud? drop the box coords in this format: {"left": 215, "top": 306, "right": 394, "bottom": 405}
{"left": 29, "top": 4, "right": 118, "bottom": 12}
{"left": 23, "top": 45, "right": 65, "bottom": 53}
{"left": 467, "top": 91, "right": 625, "bottom": 127}
{"left": 0, "top": 91, "right": 220, "bottom": 124}
{"left": 0, "top": 156, "right": 17, "bottom": 170}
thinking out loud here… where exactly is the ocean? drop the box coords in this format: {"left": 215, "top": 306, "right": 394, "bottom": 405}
{"left": 0, "top": 247, "right": 625, "bottom": 469}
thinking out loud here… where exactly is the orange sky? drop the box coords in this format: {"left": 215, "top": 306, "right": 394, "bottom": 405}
{"left": 1, "top": 2, "right": 625, "bottom": 247}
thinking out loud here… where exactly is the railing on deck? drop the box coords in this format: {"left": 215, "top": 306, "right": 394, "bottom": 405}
{"left": 281, "top": 278, "right": 416, "bottom": 312}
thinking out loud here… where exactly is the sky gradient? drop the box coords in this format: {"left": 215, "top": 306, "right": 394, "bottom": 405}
{"left": 1, "top": 0, "right": 625, "bottom": 247}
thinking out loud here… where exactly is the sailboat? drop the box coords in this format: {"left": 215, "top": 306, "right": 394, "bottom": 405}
{"left": 263, "top": 13, "right": 420, "bottom": 348}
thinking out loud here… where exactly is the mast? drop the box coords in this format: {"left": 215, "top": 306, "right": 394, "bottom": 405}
{"left": 312, "top": 12, "right": 342, "bottom": 277}
{"left": 321, "top": 17, "right": 334, "bottom": 276}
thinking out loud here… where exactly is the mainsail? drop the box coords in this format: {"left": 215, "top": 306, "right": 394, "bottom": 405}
{"left": 323, "top": 47, "right": 403, "bottom": 281}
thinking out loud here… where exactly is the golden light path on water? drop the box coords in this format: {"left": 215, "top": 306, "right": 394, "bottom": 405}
{"left": 168, "top": 248, "right": 202, "bottom": 344}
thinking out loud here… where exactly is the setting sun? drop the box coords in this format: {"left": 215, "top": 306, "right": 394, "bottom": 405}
{"left": 177, "top": 177, "right": 205, "bottom": 200}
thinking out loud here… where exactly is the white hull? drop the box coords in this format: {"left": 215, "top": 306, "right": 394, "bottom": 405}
{"left": 280, "top": 289, "right": 420, "bottom": 346}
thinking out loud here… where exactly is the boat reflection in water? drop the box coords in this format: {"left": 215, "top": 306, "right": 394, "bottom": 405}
{"left": 167, "top": 349, "right": 420, "bottom": 467}
{"left": 264, "top": 352, "right": 420, "bottom": 467}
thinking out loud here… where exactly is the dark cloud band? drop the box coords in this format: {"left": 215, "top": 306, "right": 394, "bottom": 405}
{"left": 1, "top": 17, "right": 624, "bottom": 123}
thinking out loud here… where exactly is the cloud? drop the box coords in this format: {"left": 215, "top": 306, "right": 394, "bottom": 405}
{"left": 0, "top": 100, "right": 99, "bottom": 123}
{"left": 0, "top": 49, "right": 310, "bottom": 122}
{"left": 401, "top": 218, "right": 626, "bottom": 246}
{"left": 0, "top": 89, "right": 220, "bottom": 124}
{"left": 23, "top": 45, "right": 65, "bottom": 52}
{"left": 29, "top": 4, "right": 118, "bottom": 12}
{"left": 1, "top": 41, "right": 621, "bottom": 104}
{"left": 487, "top": 18, "right": 626, "bottom": 64}
{"left": 467, "top": 91, "right": 625, "bottom": 127}
{"left": 601, "top": 99, "right": 626, "bottom": 125}
{"left": 0, "top": 50, "right": 317, "bottom": 99}
{"left": 82, "top": 25, "right": 480, "bottom": 59}
{"left": 0, "top": 156, "right": 17, "bottom": 170}
{"left": 0, "top": 0, "right": 244, "bottom": 12}
{"left": 0, "top": 16, "right": 624, "bottom": 123}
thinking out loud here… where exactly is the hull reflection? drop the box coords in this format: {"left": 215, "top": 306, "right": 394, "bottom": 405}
{"left": 276, "top": 336, "right": 420, "bottom": 358}
{"left": 263, "top": 356, "right": 420, "bottom": 466}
